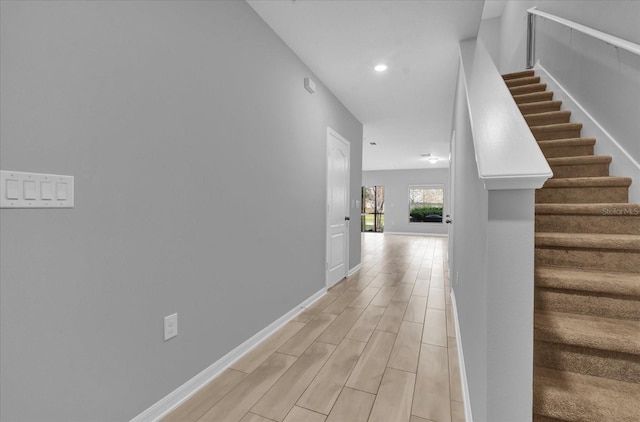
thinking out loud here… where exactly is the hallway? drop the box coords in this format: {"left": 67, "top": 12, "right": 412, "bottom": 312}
{"left": 164, "top": 233, "right": 464, "bottom": 422}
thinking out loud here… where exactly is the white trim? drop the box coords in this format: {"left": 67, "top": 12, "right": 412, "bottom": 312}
{"left": 534, "top": 62, "right": 640, "bottom": 202}
{"left": 347, "top": 263, "right": 362, "bottom": 277}
{"left": 383, "top": 232, "right": 448, "bottom": 238}
{"left": 527, "top": 7, "right": 640, "bottom": 57}
{"left": 130, "top": 288, "right": 327, "bottom": 422}
{"left": 450, "top": 289, "right": 473, "bottom": 422}
{"left": 459, "top": 39, "right": 552, "bottom": 191}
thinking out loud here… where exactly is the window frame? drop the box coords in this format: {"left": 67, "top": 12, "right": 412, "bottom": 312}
{"left": 408, "top": 184, "right": 445, "bottom": 224}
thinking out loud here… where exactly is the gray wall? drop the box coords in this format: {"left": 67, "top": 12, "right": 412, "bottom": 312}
{"left": 450, "top": 63, "right": 489, "bottom": 420}
{"left": 478, "top": 16, "right": 502, "bottom": 67}
{"left": 498, "top": 0, "right": 640, "bottom": 184}
{"left": 362, "top": 169, "right": 449, "bottom": 235}
{"left": 0, "top": 1, "right": 362, "bottom": 421}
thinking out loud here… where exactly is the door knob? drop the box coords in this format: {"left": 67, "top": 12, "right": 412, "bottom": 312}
{"left": 345, "top": 216, "right": 350, "bottom": 221}
{"left": 446, "top": 219, "right": 453, "bottom": 224}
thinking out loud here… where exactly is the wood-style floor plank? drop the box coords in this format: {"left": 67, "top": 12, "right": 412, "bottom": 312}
{"left": 316, "top": 307, "right": 364, "bottom": 345}
{"left": 322, "top": 290, "right": 361, "bottom": 315}
{"left": 448, "top": 336, "right": 463, "bottom": 403}
{"left": 345, "top": 305, "right": 386, "bottom": 343}
{"left": 197, "top": 353, "right": 297, "bottom": 422}
{"left": 422, "top": 308, "right": 447, "bottom": 347}
{"left": 392, "top": 282, "right": 415, "bottom": 302}
{"left": 161, "top": 369, "right": 248, "bottom": 422}
{"left": 282, "top": 407, "right": 326, "bottom": 422}
{"left": 370, "top": 286, "right": 398, "bottom": 307}
{"left": 404, "top": 296, "right": 428, "bottom": 323}
{"left": 231, "top": 321, "right": 306, "bottom": 373}
{"left": 345, "top": 330, "right": 396, "bottom": 393}
{"left": 296, "top": 338, "right": 366, "bottom": 415}
{"left": 376, "top": 300, "right": 408, "bottom": 333}
{"left": 278, "top": 313, "right": 336, "bottom": 357}
{"left": 387, "top": 321, "right": 423, "bottom": 373}
{"left": 349, "top": 286, "right": 380, "bottom": 308}
{"left": 368, "top": 368, "right": 416, "bottom": 422}
{"left": 412, "top": 280, "right": 430, "bottom": 297}
{"left": 412, "top": 343, "right": 451, "bottom": 422}
{"left": 427, "top": 287, "right": 446, "bottom": 310}
{"left": 325, "top": 387, "right": 375, "bottom": 422}
{"left": 294, "top": 293, "right": 340, "bottom": 323}
{"left": 251, "top": 342, "right": 335, "bottom": 422}
{"left": 239, "top": 413, "right": 275, "bottom": 422}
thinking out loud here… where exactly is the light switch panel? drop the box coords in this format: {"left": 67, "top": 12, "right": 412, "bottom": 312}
{"left": 6, "top": 179, "right": 19, "bottom": 200}
{"left": 56, "top": 182, "right": 68, "bottom": 200}
{"left": 41, "top": 182, "right": 53, "bottom": 200}
{"left": 1, "top": 171, "right": 74, "bottom": 208}
{"left": 24, "top": 181, "right": 36, "bottom": 200}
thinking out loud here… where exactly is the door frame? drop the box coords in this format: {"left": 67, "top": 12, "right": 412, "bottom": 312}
{"left": 326, "top": 126, "right": 350, "bottom": 289}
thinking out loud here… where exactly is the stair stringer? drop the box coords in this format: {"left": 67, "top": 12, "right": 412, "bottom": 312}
{"left": 534, "top": 63, "right": 640, "bottom": 203}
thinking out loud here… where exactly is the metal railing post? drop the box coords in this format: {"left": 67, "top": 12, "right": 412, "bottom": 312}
{"left": 526, "top": 10, "right": 536, "bottom": 69}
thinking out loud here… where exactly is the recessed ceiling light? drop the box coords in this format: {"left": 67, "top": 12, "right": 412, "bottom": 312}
{"left": 374, "top": 64, "right": 388, "bottom": 72}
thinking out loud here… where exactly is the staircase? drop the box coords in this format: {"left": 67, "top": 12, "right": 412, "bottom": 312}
{"left": 503, "top": 69, "right": 640, "bottom": 421}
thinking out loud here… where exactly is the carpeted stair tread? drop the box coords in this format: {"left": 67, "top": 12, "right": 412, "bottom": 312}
{"left": 505, "top": 75, "right": 541, "bottom": 87}
{"left": 537, "top": 137, "right": 595, "bottom": 149}
{"left": 535, "top": 232, "right": 640, "bottom": 251}
{"left": 530, "top": 123, "right": 583, "bottom": 141}
{"left": 537, "top": 137, "right": 596, "bottom": 158}
{"left": 503, "top": 69, "right": 535, "bottom": 80}
{"left": 542, "top": 176, "right": 632, "bottom": 188}
{"left": 519, "top": 100, "right": 563, "bottom": 114}
{"left": 513, "top": 91, "right": 555, "bottom": 104}
{"left": 510, "top": 82, "right": 548, "bottom": 96}
{"left": 535, "top": 203, "right": 640, "bottom": 215}
{"left": 535, "top": 310, "right": 640, "bottom": 355}
{"left": 546, "top": 155, "right": 611, "bottom": 166}
{"left": 525, "top": 110, "right": 572, "bottom": 126}
{"left": 534, "top": 367, "right": 640, "bottom": 421}
{"left": 546, "top": 155, "right": 612, "bottom": 178}
{"left": 535, "top": 266, "right": 640, "bottom": 297}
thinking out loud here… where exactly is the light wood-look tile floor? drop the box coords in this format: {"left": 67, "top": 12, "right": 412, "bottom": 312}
{"left": 164, "top": 233, "right": 464, "bottom": 422}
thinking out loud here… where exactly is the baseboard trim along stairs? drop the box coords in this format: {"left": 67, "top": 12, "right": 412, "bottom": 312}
{"left": 503, "top": 69, "right": 640, "bottom": 421}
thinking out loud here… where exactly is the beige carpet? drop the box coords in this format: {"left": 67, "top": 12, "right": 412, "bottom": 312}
{"left": 503, "top": 69, "right": 640, "bottom": 421}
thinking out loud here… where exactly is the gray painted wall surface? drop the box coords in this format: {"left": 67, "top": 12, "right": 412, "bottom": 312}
{"left": 499, "top": 0, "right": 640, "bottom": 184}
{"left": 451, "top": 65, "right": 489, "bottom": 420}
{"left": 0, "top": 1, "right": 362, "bottom": 421}
{"left": 362, "top": 169, "right": 449, "bottom": 235}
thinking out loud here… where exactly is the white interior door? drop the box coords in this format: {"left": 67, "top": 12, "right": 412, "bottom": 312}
{"left": 326, "top": 127, "right": 350, "bottom": 288}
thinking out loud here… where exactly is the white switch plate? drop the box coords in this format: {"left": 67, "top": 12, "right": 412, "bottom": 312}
{"left": 1, "top": 170, "right": 74, "bottom": 208}
{"left": 164, "top": 313, "right": 178, "bottom": 341}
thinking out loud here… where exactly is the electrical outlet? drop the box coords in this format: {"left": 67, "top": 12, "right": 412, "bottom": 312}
{"left": 164, "top": 313, "right": 178, "bottom": 341}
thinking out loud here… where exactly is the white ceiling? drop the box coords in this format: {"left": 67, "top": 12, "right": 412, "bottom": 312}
{"left": 247, "top": 0, "right": 485, "bottom": 171}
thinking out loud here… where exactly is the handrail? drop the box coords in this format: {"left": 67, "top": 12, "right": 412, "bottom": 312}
{"left": 526, "top": 7, "right": 640, "bottom": 68}
{"left": 460, "top": 39, "right": 552, "bottom": 190}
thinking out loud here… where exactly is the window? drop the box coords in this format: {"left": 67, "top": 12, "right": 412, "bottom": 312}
{"left": 361, "top": 186, "right": 384, "bottom": 232}
{"left": 409, "top": 186, "right": 444, "bottom": 223}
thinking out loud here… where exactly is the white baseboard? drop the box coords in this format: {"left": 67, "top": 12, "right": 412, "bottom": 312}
{"left": 535, "top": 62, "right": 640, "bottom": 203}
{"left": 130, "top": 287, "right": 327, "bottom": 422}
{"left": 383, "top": 231, "right": 449, "bottom": 237}
{"left": 450, "top": 289, "right": 473, "bottom": 422}
{"left": 348, "top": 263, "right": 362, "bottom": 277}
